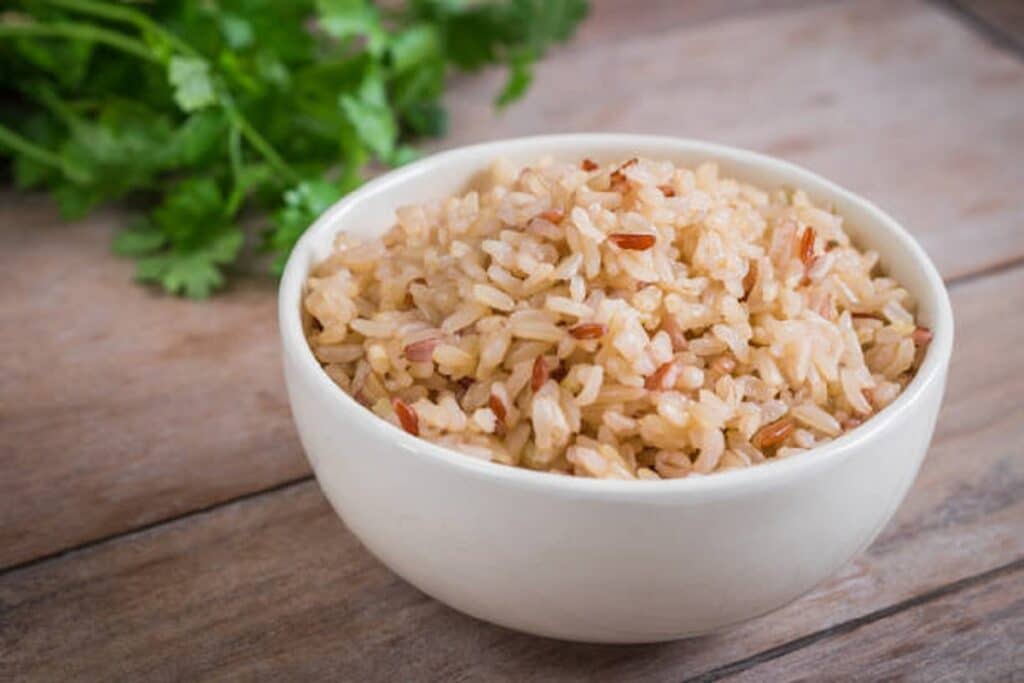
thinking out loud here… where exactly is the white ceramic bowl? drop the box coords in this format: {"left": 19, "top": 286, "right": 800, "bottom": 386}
{"left": 279, "top": 135, "right": 954, "bottom": 643}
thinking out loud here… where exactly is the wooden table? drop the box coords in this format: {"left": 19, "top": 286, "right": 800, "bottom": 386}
{"left": 3, "top": 1, "right": 1023, "bottom": 680}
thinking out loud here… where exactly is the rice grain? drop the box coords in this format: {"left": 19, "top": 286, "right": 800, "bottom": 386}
{"left": 303, "top": 157, "right": 926, "bottom": 480}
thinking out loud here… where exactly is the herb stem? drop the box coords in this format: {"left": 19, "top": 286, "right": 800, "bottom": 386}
{"left": 31, "top": 85, "right": 84, "bottom": 129}
{"left": 0, "top": 21, "right": 160, "bottom": 63}
{"left": 0, "top": 122, "right": 88, "bottom": 182}
{"left": 228, "top": 125, "right": 244, "bottom": 184}
{"left": 222, "top": 100, "right": 300, "bottom": 184}
{"left": 43, "top": 0, "right": 199, "bottom": 57}
{"left": 226, "top": 125, "right": 246, "bottom": 216}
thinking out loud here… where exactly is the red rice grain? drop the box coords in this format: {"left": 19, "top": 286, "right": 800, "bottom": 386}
{"left": 489, "top": 393, "right": 508, "bottom": 425}
{"left": 751, "top": 416, "right": 795, "bottom": 450}
{"left": 531, "top": 356, "right": 549, "bottom": 391}
{"left": 538, "top": 208, "right": 565, "bottom": 224}
{"left": 799, "top": 227, "right": 816, "bottom": 266}
{"left": 392, "top": 397, "right": 419, "bottom": 436}
{"left": 912, "top": 326, "right": 933, "bottom": 347}
{"left": 569, "top": 323, "right": 607, "bottom": 340}
{"left": 403, "top": 337, "right": 441, "bottom": 362}
{"left": 645, "top": 361, "right": 679, "bottom": 390}
{"left": 608, "top": 233, "right": 656, "bottom": 250}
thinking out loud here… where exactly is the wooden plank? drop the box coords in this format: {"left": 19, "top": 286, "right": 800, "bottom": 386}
{"left": 0, "top": 203, "right": 310, "bottom": 569}
{"left": 3, "top": 0, "right": 1023, "bottom": 570}
{"left": 1, "top": 265, "right": 1021, "bottom": 681}
{"left": 726, "top": 563, "right": 1024, "bottom": 682}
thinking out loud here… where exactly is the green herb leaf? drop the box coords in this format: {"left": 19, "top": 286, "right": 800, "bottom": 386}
{"left": 218, "top": 13, "right": 255, "bottom": 50}
{"left": 390, "top": 24, "right": 442, "bottom": 74}
{"left": 134, "top": 227, "right": 243, "bottom": 299}
{"left": 168, "top": 56, "right": 218, "bottom": 112}
{"left": 167, "top": 111, "right": 227, "bottom": 166}
{"left": 339, "top": 94, "right": 396, "bottom": 160}
{"left": 496, "top": 48, "right": 534, "bottom": 107}
{"left": 112, "top": 220, "right": 167, "bottom": 257}
{"left": 317, "top": 0, "right": 389, "bottom": 55}
{"left": 339, "top": 68, "right": 397, "bottom": 159}
{"left": 401, "top": 101, "right": 447, "bottom": 137}
{"left": 158, "top": 253, "right": 227, "bottom": 299}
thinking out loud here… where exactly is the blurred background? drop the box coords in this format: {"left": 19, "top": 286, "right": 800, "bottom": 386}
{"left": 2, "top": 1, "right": 1022, "bottom": 680}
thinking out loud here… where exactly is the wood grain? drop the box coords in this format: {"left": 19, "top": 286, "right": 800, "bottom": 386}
{"left": 2, "top": 265, "right": 1021, "bottom": 681}
{"left": 0, "top": 202, "right": 309, "bottom": 569}
{"left": 728, "top": 563, "right": 1024, "bottom": 682}
{"left": 569, "top": 0, "right": 828, "bottom": 52}
{"left": 2, "top": 0, "right": 1023, "bottom": 572}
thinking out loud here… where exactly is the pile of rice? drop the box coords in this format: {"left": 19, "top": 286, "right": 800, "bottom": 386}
{"left": 302, "top": 157, "right": 931, "bottom": 480}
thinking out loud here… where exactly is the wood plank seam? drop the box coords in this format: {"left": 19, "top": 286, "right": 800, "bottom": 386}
{"left": 932, "top": 0, "right": 1024, "bottom": 58}
{"left": 939, "top": 253, "right": 1024, "bottom": 289}
{"left": 0, "top": 475, "right": 312, "bottom": 577}
{"left": 682, "top": 555, "right": 1024, "bottom": 683}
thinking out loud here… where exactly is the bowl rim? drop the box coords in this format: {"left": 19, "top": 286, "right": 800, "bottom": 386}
{"left": 279, "top": 133, "right": 954, "bottom": 499}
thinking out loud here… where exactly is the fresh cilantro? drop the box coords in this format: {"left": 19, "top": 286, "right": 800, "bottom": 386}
{"left": 340, "top": 68, "right": 397, "bottom": 159}
{"left": 0, "top": 0, "right": 588, "bottom": 298}
{"left": 135, "top": 232, "right": 242, "bottom": 299}
{"left": 168, "top": 56, "right": 218, "bottom": 111}
{"left": 112, "top": 219, "right": 167, "bottom": 257}
{"left": 317, "top": 0, "right": 389, "bottom": 56}
{"left": 496, "top": 48, "right": 534, "bottom": 108}
{"left": 389, "top": 24, "right": 442, "bottom": 75}
{"left": 167, "top": 110, "right": 228, "bottom": 167}
{"left": 134, "top": 178, "right": 244, "bottom": 298}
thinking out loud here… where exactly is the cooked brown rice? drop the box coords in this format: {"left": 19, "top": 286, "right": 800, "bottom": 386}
{"left": 302, "top": 157, "right": 929, "bottom": 480}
